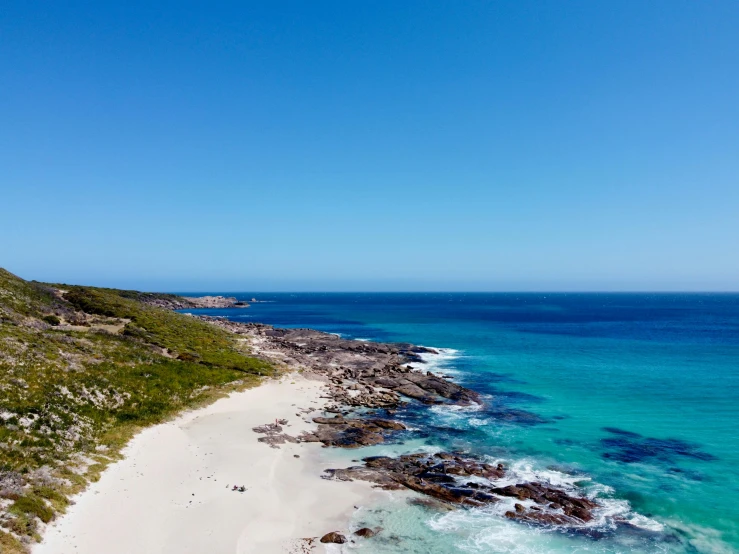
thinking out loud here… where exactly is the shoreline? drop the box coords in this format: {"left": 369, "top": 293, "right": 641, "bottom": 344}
{"left": 34, "top": 374, "right": 385, "bottom": 554}
{"left": 33, "top": 318, "right": 619, "bottom": 553}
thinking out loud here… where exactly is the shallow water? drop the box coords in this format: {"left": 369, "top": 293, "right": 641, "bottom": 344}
{"left": 182, "top": 293, "right": 739, "bottom": 553}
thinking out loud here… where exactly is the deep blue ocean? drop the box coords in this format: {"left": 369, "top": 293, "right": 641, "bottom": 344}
{"left": 182, "top": 293, "right": 739, "bottom": 553}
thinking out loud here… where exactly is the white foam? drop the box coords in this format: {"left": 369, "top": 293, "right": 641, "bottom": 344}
{"left": 429, "top": 402, "right": 484, "bottom": 417}
{"left": 426, "top": 491, "right": 670, "bottom": 553}
{"left": 430, "top": 508, "right": 561, "bottom": 553}
{"left": 440, "top": 456, "right": 664, "bottom": 536}
{"left": 626, "top": 513, "right": 665, "bottom": 533}
{"left": 411, "top": 347, "right": 463, "bottom": 377}
{"left": 660, "top": 519, "right": 735, "bottom": 554}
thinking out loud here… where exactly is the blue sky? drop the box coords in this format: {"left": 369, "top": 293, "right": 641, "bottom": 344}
{"left": 1, "top": 1, "right": 738, "bottom": 291}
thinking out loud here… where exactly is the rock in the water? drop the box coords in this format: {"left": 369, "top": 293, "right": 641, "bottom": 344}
{"left": 312, "top": 415, "right": 346, "bottom": 425}
{"left": 324, "top": 451, "right": 597, "bottom": 524}
{"left": 354, "top": 527, "right": 380, "bottom": 538}
{"left": 320, "top": 532, "right": 347, "bottom": 544}
{"left": 407, "top": 496, "right": 455, "bottom": 512}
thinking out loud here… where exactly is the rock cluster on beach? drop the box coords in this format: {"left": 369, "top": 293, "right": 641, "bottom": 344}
{"left": 300, "top": 415, "right": 406, "bottom": 448}
{"left": 199, "top": 317, "right": 601, "bottom": 532}
{"left": 252, "top": 420, "right": 298, "bottom": 448}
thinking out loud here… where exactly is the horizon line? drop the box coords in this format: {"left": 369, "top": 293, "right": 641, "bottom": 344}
{"left": 164, "top": 290, "right": 739, "bottom": 295}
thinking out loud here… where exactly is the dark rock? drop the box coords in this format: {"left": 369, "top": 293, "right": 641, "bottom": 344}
{"left": 301, "top": 417, "right": 405, "bottom": 448}
{"left": 416, "top": 471, "right": 456, "bottom": 483}
{"left": 326, "top": 451, "right": 598, "bottom": 525}
{"left": 312, "top": 416, "right": 346, "bottom": 425}
{"left": 257, "top": 434, "right": 298, "bottom": 448}
{"left": 600, "top": 431, "right": 717, "bottom": 464}
{"left": 252, "top": 423, "right": 282, "bottom": 434}
{"left": 394, "top": 383, "right": 441, "bottom": 404}
{"left": 407, "top": 497, "right": 455, "bottom": 512}
{"left": 489, "top": 408, "right": 548, "bottom": 425}
{"left": 354, "top": 527, "right": 380, "bottom": 538}
{"left": 320, "top": 532, "right": 347, "bottom": 544}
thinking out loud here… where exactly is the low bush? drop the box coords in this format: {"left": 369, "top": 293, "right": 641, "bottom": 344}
{"left": 42, "top": 315, "right": 60, "bottom": 326}
{"left": 10, "top": 495, "right": 54, "bottom": 524}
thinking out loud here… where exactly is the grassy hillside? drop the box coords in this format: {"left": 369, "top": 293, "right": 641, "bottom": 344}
{"left": 0, "top": 269, "right": 272, "bottom": 552}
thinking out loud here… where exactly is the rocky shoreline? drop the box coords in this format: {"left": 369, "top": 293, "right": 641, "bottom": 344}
{"left": 200, "top": 317, "right": 603, "bottom": 541}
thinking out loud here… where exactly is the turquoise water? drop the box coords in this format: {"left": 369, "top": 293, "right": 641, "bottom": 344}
{"left": 184, "top": 293, "right": 739, "bottom": 553}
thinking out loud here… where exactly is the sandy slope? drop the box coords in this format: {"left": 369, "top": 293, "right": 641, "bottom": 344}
{"left": 34, "top": 375, "right": 381, "bottom": 554}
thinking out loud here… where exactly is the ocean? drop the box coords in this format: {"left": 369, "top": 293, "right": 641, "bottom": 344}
{"left": 181, "top": 293, "right": 739, "bottom": 553}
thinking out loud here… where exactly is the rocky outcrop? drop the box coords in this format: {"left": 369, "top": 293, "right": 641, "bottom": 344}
{"left": 136, "top": 294, "right": 249, "bottom": 310}
{"left": 324, "top": 452, "right": 598, "bottom": 525}
{"left": 300, "top": 417, "right": 406, "bottom": 448}
{"left": 200, "top": 319, "right": 480, "bottom": 411}
{"left": 252, "top": 422, "right": 298, "bottom": 448}
{"left": 182, "top": 296, "right": 249, "bottom": 308}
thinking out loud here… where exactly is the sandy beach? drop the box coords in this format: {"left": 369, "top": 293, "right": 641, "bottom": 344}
{"left": 34, "top": 375, "right": 382, "bottom": 554}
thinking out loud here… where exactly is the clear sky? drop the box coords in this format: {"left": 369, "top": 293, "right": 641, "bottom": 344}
{"left": 1, "top": 1, "right": 738, "bottom": 291}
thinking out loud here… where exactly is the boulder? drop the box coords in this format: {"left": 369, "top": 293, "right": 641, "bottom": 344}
{"left": 354, "top": 527, "right": 380, "bottom": 538}
{"left": 320, "top": 532, "right": 347, "bottom": 544}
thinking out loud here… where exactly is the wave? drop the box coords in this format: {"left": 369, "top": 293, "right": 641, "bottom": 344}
{"left": 410, "top": 347, "right": 464, "bottom": 377}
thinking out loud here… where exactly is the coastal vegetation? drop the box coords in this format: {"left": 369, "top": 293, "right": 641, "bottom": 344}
{"left": 0, "top": 268, "right": 271, "bottom": 551}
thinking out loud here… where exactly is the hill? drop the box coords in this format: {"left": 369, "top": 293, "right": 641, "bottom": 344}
{"left": 0, "top": 269, "right": 271, "bottom": 552}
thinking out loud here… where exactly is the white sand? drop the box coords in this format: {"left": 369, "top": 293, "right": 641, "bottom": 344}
{"left": 34, "top": 375, "right": 383, "bottom": 554}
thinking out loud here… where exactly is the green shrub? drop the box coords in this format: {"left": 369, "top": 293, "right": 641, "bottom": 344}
{"left": 0, "top": 529, "right": 25, "bottom": 554}
{"left": 42, "top": 315, "right": 60, "bottom": 326}
{"left": 11, "top": 494, "right": 54, "bottom": 523}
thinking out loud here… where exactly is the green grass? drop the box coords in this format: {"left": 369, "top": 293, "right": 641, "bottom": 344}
{"left": 10, "top": 495, "right": 54, "bottom": 524}
{"left": 0, "top": 269, "right": 273, "bottom": 550}
{"left": 0, "top": 268, "right": 61, "bottom": 320}
{"left": 0, "top": 529, "right": 25, "bottom": 553}
{"left": 63, "top": 285, "right": 269, "bottom": 373}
